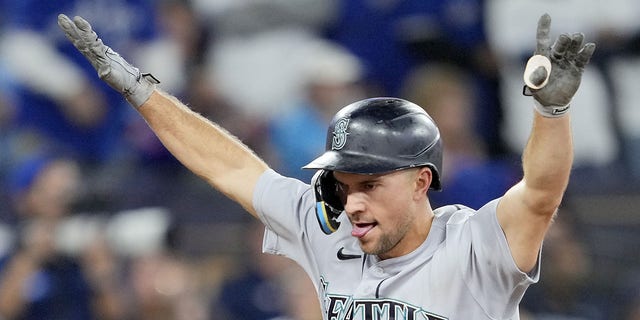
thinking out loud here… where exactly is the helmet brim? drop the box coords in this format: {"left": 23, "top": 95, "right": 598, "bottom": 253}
{"left": 303, "top": 150, "right": 442, "bottom": 190}
{"left": 303, "top": 150, "right": 411, "bottom": 175}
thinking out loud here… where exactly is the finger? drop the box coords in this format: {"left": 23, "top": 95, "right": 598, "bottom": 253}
{"left": 72, "top": 16, "right": 92, "bottom": 32}
{"left": 72, "top": 16, "right": 97, "bottom": 41}
{"left": 57, "top": 14, "right": 81, "bottom": 42}
{"left": 536, "top": 13, "right": 552, "bottom": 55}
{"left": 565, "top": 32, "right": 585, "bottom": 60}
{"left": 58, "top": 14, "right": 92, "bottom": 57}
{"left": 551, "top": 33, "right": 571, "bottom": 59}
{"left": 575, "top": 42, "right": 596, "bottom": 68}
{"left": 57, "top": 14, "right": 73, "bottom": 32}
{"left": 69, "top": 16, "right": 108, "bottom": 61}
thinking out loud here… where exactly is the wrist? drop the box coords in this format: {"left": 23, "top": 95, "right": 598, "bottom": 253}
{"left": 533, "top": 99, "right": 570, "bottom": 118}
{"left": 124, "top": 73, "right": 160, "bottom": 109}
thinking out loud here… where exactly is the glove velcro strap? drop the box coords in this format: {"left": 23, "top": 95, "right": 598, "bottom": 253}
{"left": 533, "top": 99, "right": 570, "bottom": 118}
{"left": 125, "top": 73, "right": 160, "bottom": 109}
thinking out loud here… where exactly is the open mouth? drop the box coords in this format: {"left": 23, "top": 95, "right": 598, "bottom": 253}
{"left": 351, "top": 222, "right": 377, "bottom": 238}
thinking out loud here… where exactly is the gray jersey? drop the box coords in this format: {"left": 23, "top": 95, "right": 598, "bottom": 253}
{"left": 253, "top": 169, "right": 539, "bottom": 320}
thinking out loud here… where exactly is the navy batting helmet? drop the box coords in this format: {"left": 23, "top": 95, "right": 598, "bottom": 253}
{"left": 303, "top": 97, "right": 443, "bottom": 234}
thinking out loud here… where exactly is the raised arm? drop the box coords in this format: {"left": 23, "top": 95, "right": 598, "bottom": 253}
{"left": 57, "top": 14, "right": 269, "bottom": 217}
{"left": 140, "top": 91, "right": 269, "bottom": 215}
{"left": 497, "top": 14, "right": 596, "bottom": 272}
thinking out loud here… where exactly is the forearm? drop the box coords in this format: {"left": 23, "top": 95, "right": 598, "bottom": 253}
{"left": 521, "top": 111, "right": 573, "bottom": 213}
{"left": 138, "top": 90, "right": 269, "bottom": 215}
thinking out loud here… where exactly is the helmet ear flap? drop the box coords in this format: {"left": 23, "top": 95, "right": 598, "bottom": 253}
{"left": 311, "top": 170, "right": 344, "bottom": 234}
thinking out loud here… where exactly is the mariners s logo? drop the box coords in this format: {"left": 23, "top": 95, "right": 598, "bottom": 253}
{"left": 332, "top": 118, "right": 350, "bottom": 150}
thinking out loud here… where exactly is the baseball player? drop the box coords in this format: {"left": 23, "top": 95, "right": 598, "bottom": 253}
{"left": 57, "top": 12, "right": 594, "bottom": 320}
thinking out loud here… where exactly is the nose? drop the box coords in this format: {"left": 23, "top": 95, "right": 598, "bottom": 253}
{"left": 343, "top": 192, "right": 365, "bottom": 216}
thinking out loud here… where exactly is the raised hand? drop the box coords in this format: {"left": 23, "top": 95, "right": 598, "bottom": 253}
{"left": 57, "top": 14, "right": 159, "bottom": 108}
{"left": 523, "top": 13, "right": 596, "bottom": 117}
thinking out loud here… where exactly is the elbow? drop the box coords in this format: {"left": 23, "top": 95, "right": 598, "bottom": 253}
{"left": 519, "top": 166, "right": 570, "bottom": 216}
{"left": 521, "top": 183, "right": 566, "bottom": 217}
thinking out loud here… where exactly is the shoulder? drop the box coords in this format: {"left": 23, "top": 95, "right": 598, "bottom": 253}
{"left": 435, "top": 199, "right": 501, "bottom": 232}
{"left": 434, "top": 204, "right": 472, "bottom": 217}
{"left": 438, "top": 198, "right": 499, "bottom": 218}
{"left": 254, "top": 169, "right": 316, "bottom": 230}
{"left": 254, "top": 169, "right": 313, "bottom": 209}
{"left": 434, "top": 204, "right": 473, "bottom": 226}
{"left": 256, "top": 169, "right": 311, "bottom": 192}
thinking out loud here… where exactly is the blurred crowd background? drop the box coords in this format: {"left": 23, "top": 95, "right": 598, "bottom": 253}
{"left": 0, "top": 0, "right": 639, "bottom": 319}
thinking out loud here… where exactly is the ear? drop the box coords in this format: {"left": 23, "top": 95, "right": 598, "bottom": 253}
{"left": 413, "top": 167, "right": 432, "bottom": 199}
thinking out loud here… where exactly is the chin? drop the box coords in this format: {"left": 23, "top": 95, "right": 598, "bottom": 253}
{"left": 357, "top": 240, "right": 376, "bottom": 255}
{"left": 359, "top": 241, "right": 387, "bottom": 257}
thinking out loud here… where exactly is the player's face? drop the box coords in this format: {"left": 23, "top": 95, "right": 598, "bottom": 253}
{"left": 333, "top": 168, "right": 431, "bottom": 260}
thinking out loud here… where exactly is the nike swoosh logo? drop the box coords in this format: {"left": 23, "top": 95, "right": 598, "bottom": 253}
{"left": 337, "top": 247, "right": 362, "bottom": 260}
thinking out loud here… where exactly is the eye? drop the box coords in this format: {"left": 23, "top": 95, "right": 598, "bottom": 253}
{"left": 363, "top": 183, "right": 376, "bottom": 191}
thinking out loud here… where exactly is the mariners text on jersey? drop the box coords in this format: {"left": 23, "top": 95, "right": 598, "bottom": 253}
{"left": 324, "top": 294, "right": 447, "bottom": 320}
{"left": 321, "top": 277, "right": 447, "bottom": 320}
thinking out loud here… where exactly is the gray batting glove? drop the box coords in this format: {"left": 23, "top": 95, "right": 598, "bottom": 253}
{"left": 57, "top": 14, "right": 159, "bottom": 109}
{"left": 523, "top": 13, "right": 596, "bottom": 117}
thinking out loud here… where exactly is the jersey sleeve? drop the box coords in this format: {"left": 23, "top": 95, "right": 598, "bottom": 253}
{"left": 252, "top": 169, "right": 318, "bottom": 266}
{"left": 448, "top": 199, "right": 541, "bottom": 318}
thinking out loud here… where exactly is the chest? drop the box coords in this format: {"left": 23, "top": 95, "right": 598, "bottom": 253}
{"left": 316, "top": 242, "right": 470, "bottom": 320}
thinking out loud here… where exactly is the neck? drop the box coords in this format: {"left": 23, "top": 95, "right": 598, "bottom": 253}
{"left": 378, "top": 207, "right": 435, "bottom": 260}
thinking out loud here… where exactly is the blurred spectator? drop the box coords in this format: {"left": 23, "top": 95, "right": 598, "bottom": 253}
{"left": 126, "top": 251, "right": 207, "bottom": 320}
{"left": 267, "top": 40, "right": 366, "bottom": 182}
{"left": 191, "top": 0, "right": 336, "bottom": 34}
{"left": 0, "top": 43, "right": 47, "bottom": 204}
{"left": 0, "top": 154, "right": 125, "bottom": 320}
{"left": 135, "top": 0, "right": 268, "bottom": 157}
{"left": 0, "top": 0, "right": 259, "bottom": 223}
{"left": 136, "top": 0, "right": 205, "bottom": 98}
{"left": 0, "top": 152, "right": 203, "bottom": 320}
{"left": 401, "top": 63, "right": 519, "bottom": 209}
{"left": 270, "top": 264, "right": 322, "bottom": 320}
{"left": 0, "top": 0, "right": 158, "bottom": 165}
{"left": 591, "top": 0, "right": 640, "bottom": 181}
{"left": 0, "top": 0, "right": 172, "bottom": 219}
{"left": 130, "top": 0, "right": 210, "bottom": 164}
{"left": 326, "top": 0, "right": 488, "bottom": 95}
{"left": 211, "top": 221, "right": 293, "bottom": 319}
{"left": 324, "top": 0, "right": 506, "bottom": 154}
{"left": 198, "top": 0, "right": 338, "bottom": 118}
